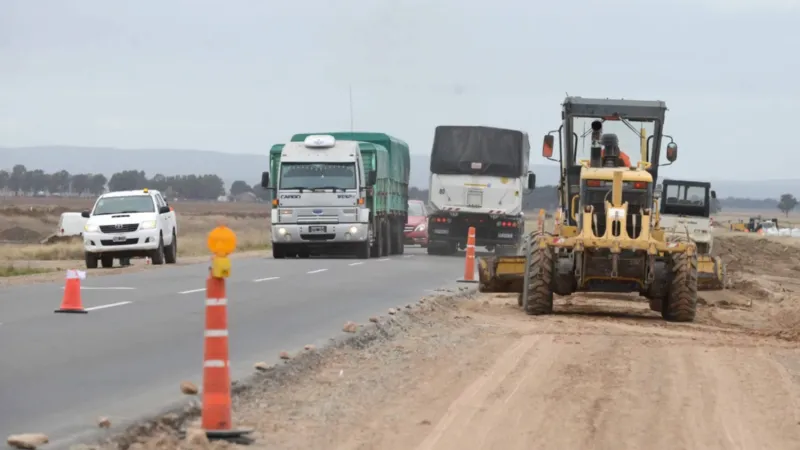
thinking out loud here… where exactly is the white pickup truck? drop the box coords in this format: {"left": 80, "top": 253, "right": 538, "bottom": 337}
{"left": 81, "top": 188, "right": 178, "bottom": 268}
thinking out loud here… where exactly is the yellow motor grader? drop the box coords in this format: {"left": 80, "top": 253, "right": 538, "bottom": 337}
{"left": 657, "top": 178, "right": 726, "bottom": 291}
{"left": 478, "top": 96, "right": 699, "bottom": 322}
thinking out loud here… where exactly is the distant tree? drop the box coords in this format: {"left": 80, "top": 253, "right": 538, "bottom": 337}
{"left": 778, "top": 193, "right": 798, "bottom": 217}
{"left": 108, "top": 170, "right": 148, "bottom": 191}
{"left": 0, "top": 170, "right": 9, "bottom": 191}
{"left": 8, "top": 164, "right": 26, "bottom": 195}
{"left": 49, "top": 169, "right": 71, "bottom": 194}
{"left": 29, "top": 169, "right": 48, "bottom": 193}
{"left": 70, "top": 173, "right": 91, "bottom": 195}
{"left": 710, "top": 197, "right": 722, "bottom": 214}
{"left": 89, "top": 174, "right": 108, "bottom": 195}
{"left": 230, "top": 180, "right": 252, "bottom": 196}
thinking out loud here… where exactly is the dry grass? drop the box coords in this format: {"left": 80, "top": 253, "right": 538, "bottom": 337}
{"left": 0, "top": 196, "right": 271, "bottom": 261}
{"left": 0, "top": 263, "right": 55, "bottom": 277}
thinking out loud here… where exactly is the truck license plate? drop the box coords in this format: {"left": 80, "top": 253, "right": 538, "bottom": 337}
{"left": 309, "top": 226, "right": 326, "bottom": 233}
{"left": 112, "top": 235, "right": 127, "bottom": 242}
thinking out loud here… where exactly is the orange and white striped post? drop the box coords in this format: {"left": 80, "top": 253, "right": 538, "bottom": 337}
{"left": 199, "top": 225, "right": 253, "bottom": 442}
{"left": 458, "top": 226, "right": 478, "bottom": 283}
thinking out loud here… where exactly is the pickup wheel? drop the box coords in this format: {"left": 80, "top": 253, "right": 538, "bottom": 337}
{"left": 101, "top": 254, "right": 114, "bottom": 268}
{"left": 164, "top": 230, "right": 177, "bottom": 264}
{"left": 150, "top": 235, "right": 166, "bottom": 265}
{"left": 85, "top": 252, "right": 99, "bottom": 269}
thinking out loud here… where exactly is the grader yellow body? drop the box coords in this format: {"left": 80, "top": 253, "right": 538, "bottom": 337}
{"left": 478, "top": 96, "right": 700, "bottom": 322}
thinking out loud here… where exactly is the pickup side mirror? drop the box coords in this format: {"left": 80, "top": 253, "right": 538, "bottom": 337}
{"left": 542, "top": 135, "right": 555, "bottom": 158}
{"left": 261, "top": 171, "right": 270, "bottom": 189}
{"left": 367, "top": 170, "right": 377, "bottom": 186}
{"left": 159, "top": 205, "right": 171, "bottom": 214}
{"left": 527, "top": 173, "right": 536, "bottom": 190}
{"left": 81, "top": 210, "right": 90, "bottom": 218}
{"left": 710, "top": 190, "right": 717, "bottom": 199}
{"left": 666, "top": 142, "right": 678, "bottom": 162}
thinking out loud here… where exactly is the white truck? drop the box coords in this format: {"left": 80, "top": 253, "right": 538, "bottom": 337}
{"left": 81, "top": 188, "right": 178, "bottom": 268}
{"left": 426, "top": 125, "right": 536, "bottom": 255}
{"left": 262, "top": 135, "right": 374, "bottom": 259}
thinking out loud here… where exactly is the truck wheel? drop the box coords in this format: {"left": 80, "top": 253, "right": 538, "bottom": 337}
{"left": 371, "top": 223, "right": 382, "bottom": 258}
{"left": 662, "top": 247, "right": 698, "bottom": 322}
{"left": 356, "top": 239, "right": 370, "bottom": 259}
{"left": 272, "top": 244, "right": 286, "bottom": 259}
{"left": 381, "top": 220, "right": 391, "bottom": 256}
{"left": 150, "top": 235, "right": 166, "bottom": 265}
{"left": 396, "top": 222, "right": 405, "bottom": 255}
{"left": 646, "top": 261, "right": 669, "bottom": 313}
{"left": 164, "top": 231, "right": 177, "bottom": 264}
{"left": 524, "top": 233, "right": 554, "bottom": 315}
{"left": 101, "top": 254, "right": 114, "bottom": 268}
{"left": 85, "top": 252, "right": 99, "bottom": 269}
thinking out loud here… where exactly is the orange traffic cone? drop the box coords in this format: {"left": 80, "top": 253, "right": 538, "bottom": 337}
{"left": 199, "top": 276, "right": 253, "bottom": 442}
{"left": 55, "top": 269, "right": 87, "bottom": 314}
{"left": 458, "top": 227, "right": 478, "bottom": 284}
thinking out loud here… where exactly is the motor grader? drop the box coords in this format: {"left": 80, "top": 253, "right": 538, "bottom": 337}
{"left": 478, "top": 96, "right": 699, "bottom": 322}
{"left": 657, "top": 178, "right": 726, "bottom": 291}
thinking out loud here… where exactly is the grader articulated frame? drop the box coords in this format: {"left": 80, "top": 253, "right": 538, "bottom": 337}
{"left": 478, "top": 96, "right": 700, "bottom": 322}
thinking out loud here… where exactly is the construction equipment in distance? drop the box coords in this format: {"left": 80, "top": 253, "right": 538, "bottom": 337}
{"left": 729, "top": 216, "right": 779, "bottom": 233}
{"left": 658, "top": 179, "right": 725, "bottom": 291}
{"left": 478, "top": 96, "right": 699, "bottom": 322}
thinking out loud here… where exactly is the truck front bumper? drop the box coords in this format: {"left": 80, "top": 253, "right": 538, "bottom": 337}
{"left": 272, "top": 223, "right": 369, "bottom": 245}
{"left": 83, "top": 229, "right": 161, "bottom": 256}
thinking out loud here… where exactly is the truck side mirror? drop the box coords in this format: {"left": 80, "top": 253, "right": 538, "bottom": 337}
{"left": 159, "top": 205, "right": 171, "bottom": 214}
{"left": 666, "top": 142, "right": 678, "bottom": 162}
{"left": 710, "top": 190, "right": 717, "bottom": 199}
{"left": 261, "top": 171, "right": 270, "bottom": 189}
{"left": 527, "top": 173, "right": 536, "bottom": 190}
{"left": 367, "top": 170, "right": 377, "bottom": 185}
{"left": 542, "top": 135, "right": 554, "bottom": 158}
{"left": 81, "top": 210, "right": 90, "bottom": 218}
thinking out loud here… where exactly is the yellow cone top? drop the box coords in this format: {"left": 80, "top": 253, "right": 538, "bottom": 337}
{"left": 207, "top": 225, "right": 237, "bottom": 257}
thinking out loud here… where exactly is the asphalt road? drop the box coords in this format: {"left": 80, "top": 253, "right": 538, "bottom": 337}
{"left": 0, "top": 247, "right": 475, "bottom": 448}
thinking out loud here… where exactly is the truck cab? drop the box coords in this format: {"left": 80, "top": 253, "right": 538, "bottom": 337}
{"left": 263, "top": 135, "right": 374, "bottom": 259}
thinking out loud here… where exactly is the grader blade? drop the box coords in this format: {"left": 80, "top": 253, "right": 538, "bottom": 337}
{"left": 477, "top": 255, "right": 526, "bottom": 293}
{"left": 697, "top": 255, "right": 726, "bottom": 291}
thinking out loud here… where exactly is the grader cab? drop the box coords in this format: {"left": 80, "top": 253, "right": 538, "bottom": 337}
{"left": 478, "top": 96, "right": 699, "bottom": 322}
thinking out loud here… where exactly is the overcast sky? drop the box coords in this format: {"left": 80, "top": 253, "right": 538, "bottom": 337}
{"left": 1, "top": 0, "right": 797, "bottom": 181}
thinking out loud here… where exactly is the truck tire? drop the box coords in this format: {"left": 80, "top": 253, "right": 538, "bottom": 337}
{"left": 164, "top": 231, "right": 177, "bottom": 264}
{"left": 371, "top": 221, "right": 383, "bottom": 258}
{"left": 524, "top": 233, "right": 555, "bottom": 315}
{"left": 150, "top": 235, "right": 166, "bottom": 265}
{"left": 272, "top": 244, "right": 286, "bottom": 259}
{"left": 382, "top": 220, "right": 391, "bottom": 256}
{"left": 356, "top": 239, "right": 370, "bottom": 259}
{"left": 85, "top": 252, "right": 99, "bottom": 269}
{"left": 662, "top": 238, "right": 698, "bottom": 322}
{"left": 101, "top": 254, "right": 114, "bottom": 268}
{"left": 396, "top": 221, "right": 405, "bottom": 255}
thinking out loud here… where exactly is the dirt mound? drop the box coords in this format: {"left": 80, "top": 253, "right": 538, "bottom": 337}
{"left": 715, "top": 235, "right": 800, "bottom": 276}
{"left": 0, "top": 226, "right": 43, "bottom": 243}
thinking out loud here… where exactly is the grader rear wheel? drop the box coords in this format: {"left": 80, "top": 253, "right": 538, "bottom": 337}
{"left": 524, "top": 233, "right": 555, "bottom": 315}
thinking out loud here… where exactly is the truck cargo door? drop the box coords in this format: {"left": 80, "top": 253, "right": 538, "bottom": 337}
{"left": 466, "top": 189, "right": 483, "bottom": 208}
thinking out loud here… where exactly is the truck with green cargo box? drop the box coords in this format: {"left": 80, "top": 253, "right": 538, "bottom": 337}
{"left": 261, "top": 132, "right": 410, "bottom": 259}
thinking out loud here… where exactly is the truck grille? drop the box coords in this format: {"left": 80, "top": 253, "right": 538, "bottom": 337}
{"left": 100, "top": 238, "right": 139, "bottom": 246}
{"left": 99, "top": 224, "right": 139, "bottom": 233}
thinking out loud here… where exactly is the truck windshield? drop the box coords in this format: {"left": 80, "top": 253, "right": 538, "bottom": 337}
{"left": 93, "top": 195, "right": 155, "bottom": 215}
{"left": 279, "top": 163, "right": 357, "bottom": 190}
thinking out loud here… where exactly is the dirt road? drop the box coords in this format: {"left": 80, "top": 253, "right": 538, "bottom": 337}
{"left": 94, "top": 234, "right": 800, "bottom": 450}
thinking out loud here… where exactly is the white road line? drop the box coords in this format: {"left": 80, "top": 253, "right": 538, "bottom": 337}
{"left": 178, "top": 288, "right": 206, "bottom": 295}
{"left": 348, "top": 262, "right": 365, "bottom": 266}
{"left": 307, "top": 269, "right": 328, "bottom": 274}
{"left": 403, "top": 255, "right": 414, "bottom": 258}
{"left": 378, "top": 258, "right": 390, "bottom": 262}
{"left": 85, "top": 301, "right": 132, "bottom": 311}
{"left": 253, "top": 276, "right": 280, "bottom": 283}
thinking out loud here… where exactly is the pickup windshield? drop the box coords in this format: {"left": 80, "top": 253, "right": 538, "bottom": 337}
{"left": 279, "top": 163, "right": 357, "bottom": 190}
{"left": 93, "top": 195, "right": 155, "bottom": 215}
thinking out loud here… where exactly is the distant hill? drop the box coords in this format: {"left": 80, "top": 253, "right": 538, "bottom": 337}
{"left": 0, "top": 146, "right": 797, "bottom": 199}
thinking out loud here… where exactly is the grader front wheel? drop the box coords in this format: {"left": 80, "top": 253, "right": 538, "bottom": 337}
{"left": 662, "top": 248, "right": 699, "bottom": 322}
{"left": 524, "top": 233, "right": 555, "bottom": 315}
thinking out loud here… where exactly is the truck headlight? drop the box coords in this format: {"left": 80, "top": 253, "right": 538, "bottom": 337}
{"left": 84, "top": 223, "right": 99, "bottom": 232}
{"left": 349, "top": 226, "right": 358, "bottom": 234}
{"left": 140, "top": 220, "right": 157, "bottom": 230}
{"left": 415, "top": 224, "right": 426, "bottom": 232}
{"left": 278, "top": 228, "right": 287, "bottom": 236}
{"left": 280, "top": 209, "right": 292, "bottom": 216}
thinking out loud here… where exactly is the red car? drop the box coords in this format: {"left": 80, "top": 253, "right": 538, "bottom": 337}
{"left": 404, "top": 200, "right": 429, "bottom": 247}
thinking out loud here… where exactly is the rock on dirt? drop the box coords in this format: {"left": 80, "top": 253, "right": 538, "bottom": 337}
{"left": 179, "top": 381, "right": 198, "bottom": 395}
{"left": 254, "top": 361, "right": 270, "bottom": 371}
{"left": 6, "top": 433, "right": 49, "bottom": 449}
{"left": 97, "top": 416, "right": 111, "bottom": 428}
{"left": 279, "top": 351, "right": 291, "bottom": 360}
{"left": 342, "top": 321, "right": 358, "bottom": 333}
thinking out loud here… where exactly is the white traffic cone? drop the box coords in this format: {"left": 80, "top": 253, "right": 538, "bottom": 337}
{"left": 145, "top": 256, "right": 151, "bottom": 265}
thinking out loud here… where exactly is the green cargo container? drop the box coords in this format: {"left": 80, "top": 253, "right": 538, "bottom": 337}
{"left": 287, "top": 132, "right": 411, "bottom": 256}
